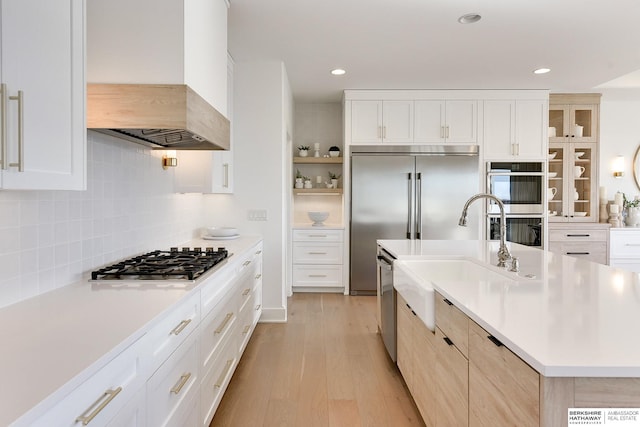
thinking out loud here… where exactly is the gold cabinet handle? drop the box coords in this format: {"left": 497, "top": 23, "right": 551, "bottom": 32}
{"left": 255, "top": 249, "right": 262, "bottom": 254}
{"left": 308, "top": 252, "right": 327, "bottom": 255}
{"left": 255, "top": 273, "right": 262, "bottom": 279}
{"left": 242, "top": 325, "right": 251, "bottom": 335}
{"left": 8, "top": 90, "right": 23, "bottom": 171}
{"left": 0, "top": 84, "right": 6, "bottom": 170}
{"left": 222, "top": 163, "right": 229, "bottom": 188}
{"left": 242, "top": 288, "right": 251, "bottom": 296}
{"left": 242, "top": 260, "right": 251, "bottom": 267}
{"left": 255, "top": 304, "right": 261, "bottom": 311}
{"left": 215, "top": 359, "right": 234, "bottom": 388}
{"left": 170, "top": 372, "right": 191, "bottom": 395}
{"left": 309, "top": 274, "right": 327, "bottom": 278}
{"left": 170, "top": 318, "right": 192, "bottom": 335}
{"left": 75, "top": 387, "right": 122, "bottom": 425}
{"left": 215, "top": 313, "right": 234, "bottom": 334}
{"left": 307, "top": 234, "right": 327, "bottom": 238}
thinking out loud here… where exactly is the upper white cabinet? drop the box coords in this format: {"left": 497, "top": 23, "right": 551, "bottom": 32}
{"left": 414, "top": 100, "right": 477, "bottom": 144}
{"left": 0, "top": 0, "right": 86, "bottom": 190}
{"left": 350, "top": 100, "right": 414, "bottom": 144}
{"left": 483, "top": 99, "right": 547, "bottom": 160}
{"left": 88, "top": 0, "right": 229, "bottom": 114}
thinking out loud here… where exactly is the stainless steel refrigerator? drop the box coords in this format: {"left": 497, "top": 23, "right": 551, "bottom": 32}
{"left": 350, "top": 145, "right": 481, "bottom": 295}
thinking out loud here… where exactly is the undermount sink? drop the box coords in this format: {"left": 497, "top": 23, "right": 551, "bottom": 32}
{"left": 393, "top": 258, "right": 517, "bottom": 332}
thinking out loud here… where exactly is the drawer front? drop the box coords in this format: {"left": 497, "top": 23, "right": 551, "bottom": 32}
{"left": 293, "top": 242, "right": 343, "bottom": 264}
{"left": 237, "top": 294, "right": 256, "bottom": 354}
{"left": 610, "top": 231, "right": 640, "bottom": 258}
{"left": 200, "top": 288, "right": 237, "bottom": 371}
{"left": 147, "top": 329, "right": 199, "bottom": 427}
{"left": 253, "top": 278, "right": 263, "bottom": 325}
{"left": 237, "top": 268, "right": 255, "bottom": 313}
{"left": 293, "top": 265, "right": 343, "bottom": 287}
{"left": 549, "top": 229, "right": 608, "bottom": 242}
{"left": 148, "top": 292, "right": 200, "bottom": 372}
{"left": 435, "top": 292, "right": 469, "bottom": 358}
{"left": 200, "top": 333, "right": 238, "bottom": 427}
{"left": 549, "top": 241, "right": 607, "bottom": 264}
{"left": 293, "top": 229, "right": 343, "bottom": 242}
{"left": 200, "top": 266, "right": 236, "bottom": 318}
{"left": 32, "top": 336, "right": 149, "bottom": 427}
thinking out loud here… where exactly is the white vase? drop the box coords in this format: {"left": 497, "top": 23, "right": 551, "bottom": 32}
{"left": 299, "top": 150, "right": 308, "bottom": 157}
{"left": 331, "top": 178, "right": 338, "bottom": 189}
{"left": 294, "top": 178, "right": 303, "bottom": 189}
{"left": 304, "top": 180, "right": 312, "bottom": 189}
{"left": 626, "top": 207, "right": 640, "bottom": 227}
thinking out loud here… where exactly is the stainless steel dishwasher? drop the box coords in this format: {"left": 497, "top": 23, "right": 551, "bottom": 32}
{"left": 377, "top": 247, "right": 396, "bottom": 362}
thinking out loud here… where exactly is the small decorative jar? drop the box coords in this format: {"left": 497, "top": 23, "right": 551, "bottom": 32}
{"left": 299, "top": 149, "right": 308, "bottom": 157}
{"left": 304, "top": 180, "right": 312, "bottom": 189}
{"left": 626, "top": 207, "right": 640, "bottom": 227}
{"left": 294, "top": 178, "right": 303, "bottom": 189}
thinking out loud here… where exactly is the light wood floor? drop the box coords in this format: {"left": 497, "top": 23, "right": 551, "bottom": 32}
{"left": 210, "top": 293, "right": 425, "bottom": 427}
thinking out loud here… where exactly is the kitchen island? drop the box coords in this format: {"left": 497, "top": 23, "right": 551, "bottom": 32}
{"left": 380, "top": 239, "right": 640, "bottom": 427}
{"left": 0, "top": 235, "right": 262, "bottom": 427}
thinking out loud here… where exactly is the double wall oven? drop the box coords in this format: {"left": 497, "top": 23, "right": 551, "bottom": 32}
{"left": 486, "top": 162, "right": 545, "bottom": 248}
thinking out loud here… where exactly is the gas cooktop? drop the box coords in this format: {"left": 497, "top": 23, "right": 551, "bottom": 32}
{"left": 90, "top": 247, "right": 229, "bottom": 281}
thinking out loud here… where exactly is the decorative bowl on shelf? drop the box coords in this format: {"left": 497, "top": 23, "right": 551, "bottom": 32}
{"left": 548, "top": 172, "right": 557, "bottom": 178}
{"left": 574, "top": 152, "right": 585, "bottom": 160}
{"left": 574, "top": 212, "right": 588, "bottom": 217}
{"left": 308, "top": 211, "right": 329, "bottom": 226}
{"left": 548, "top": 152, "right": 557, "bottom": 160}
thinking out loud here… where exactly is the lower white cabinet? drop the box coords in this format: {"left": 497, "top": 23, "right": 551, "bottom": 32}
{"left": 106, "top": 386, "right": 146, "bottom": 427}
{"left": 609, "top": 228, "right": 640, "bottom": 272}
{"left": 146, "top": 329, "right": 199, "bottom": 427}
{"left": 30, "top": 336, "right": 150, "bottom": 427}
{"left": 292, "top": 228, "right": 344, "bottom": 291}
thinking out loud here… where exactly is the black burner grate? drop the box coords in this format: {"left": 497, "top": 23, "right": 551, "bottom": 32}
{"left": 91, "top": 247, "right": 228, "bottom": 281}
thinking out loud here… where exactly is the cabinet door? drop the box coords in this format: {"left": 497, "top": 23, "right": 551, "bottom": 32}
{"left": 515, "top": 100, "right": 546, "bottom": 159}
{"left": 396, "top": 295, "right": 414, "bottom": 389}
{"left": 382, "top": 100, "right": 413, "bottom": 142}
{"left": 0, "top": 0, "right": 85, "bottom": 190}
{"left": 468, "top": 321, "right": 539, "bottom": 427}
{"left": 435, "top": 327, "right": 468, "bottom": 427}
{"left": 570, "top": 104, "right": 598, "bottom": 143}
{"left": 414, "top": 100, "right": 445, "bottom": 143}
{"left": 445, "top": 100, "right": 477, "bottom": 143}
{"left": 413, "top": 317, "right": 437, "bottom": 427}
{"left": 351, "top": 100, "right": 382, "bottom": 144}
{"left": 483, "top": 100, "right": 515, "bottom": 158}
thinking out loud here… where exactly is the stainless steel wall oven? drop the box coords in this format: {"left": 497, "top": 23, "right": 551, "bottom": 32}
{"left": 486, "top": 161, "right": 545, "bottom": 248}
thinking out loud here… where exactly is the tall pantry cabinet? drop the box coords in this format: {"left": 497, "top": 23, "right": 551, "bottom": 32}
{"left": 547, "top": 94, "right": 610, "bottom": 265}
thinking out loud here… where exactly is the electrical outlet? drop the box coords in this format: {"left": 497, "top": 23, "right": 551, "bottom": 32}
{"left": 248, "top": 209, "right": 268, "bottom": 221}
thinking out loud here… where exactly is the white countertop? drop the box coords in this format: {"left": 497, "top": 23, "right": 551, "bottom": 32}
{"left": 0, "top": 235, "right": 261, "bottom": 427}
{"left": 380, "top": 239, "right": 640, "bottom": 378}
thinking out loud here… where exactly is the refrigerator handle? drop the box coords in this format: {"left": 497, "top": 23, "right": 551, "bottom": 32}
{"left": 416, "top": 172, "right": 422, "bottom": 239}
{"left": 407, "top": 173, "right": 412, "bottom": 239}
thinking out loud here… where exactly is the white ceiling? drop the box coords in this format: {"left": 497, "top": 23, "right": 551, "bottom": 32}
{"left": 228, "top": 0, "right": 640, "bottom": 103}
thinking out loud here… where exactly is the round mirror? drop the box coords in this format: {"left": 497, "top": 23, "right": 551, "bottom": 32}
{"left": 635, "top": 145, "right": 640, "bottom": 191}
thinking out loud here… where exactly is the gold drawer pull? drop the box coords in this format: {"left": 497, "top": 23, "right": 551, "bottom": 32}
{"left": 242, "top": 260, "right": 251, "bottom": 267}
{"left": 309, "top": 274, "right": 327, "bottom": 278}
{"left": 170, "top": 372, "right": 191, "bottom": 395}
{"left": 308, "top": 234, "right": 327, "bottom": 238}
{"left": 215, "top": 359, "right": 234, "bottom": 388}
{"left": 625, "top": 243, "right": 640, "bottom": 247}
{"left": 308, "top": 252, "right": 327, "bottom": 255}
{"left": 242, "top": 288, "right": 251, "bottom": 296}
{"left": 170, "top": 318, "right": 192, "bottom": 335}
{"left": 255, "top": 273, "right": 262, "bottom": 279}
{"left": 255, "top": 304, "right": 261, "bottom": 311}
{"left": 76, "top": 387, "right": 122, "bottom": 425}
{"left": 255, "top": 250, "right": 262, "bottom": 254}
{"left": 215, "top": 313, "right": 234, "bottom": 334}
{"left": 243, "top": 325, "right": 251, "bottom": 334}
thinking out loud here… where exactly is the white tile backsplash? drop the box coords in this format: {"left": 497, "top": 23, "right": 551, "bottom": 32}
{"left": 0, "top": 131, "right": 206, "bottom": 308}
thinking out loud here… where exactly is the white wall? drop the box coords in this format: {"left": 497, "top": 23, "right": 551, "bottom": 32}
{"left": 599, "top": 97, "right": 640, "bottom": 202}
{"left": 203, "top": 61, "right": 292, "bottom": 322}
{"left": 0, "top": 132, "right": 205, "bottom": 309}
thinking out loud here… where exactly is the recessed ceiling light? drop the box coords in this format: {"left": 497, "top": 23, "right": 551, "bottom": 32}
{"left": 458, "top": 14, "right": 481, "bottom": 24}
{"left": 533, "top": 68, "right": 551, "bottom": 74}
{"left": 331, "top": 68, "right": 346, "bottom": 76}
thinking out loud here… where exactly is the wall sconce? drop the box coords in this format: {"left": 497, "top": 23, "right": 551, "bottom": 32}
{"left": 613, "top": 155, "right": 625, "bottom": 178}
{"left": 162, "top": 150, "right": 178, "bottom": 170}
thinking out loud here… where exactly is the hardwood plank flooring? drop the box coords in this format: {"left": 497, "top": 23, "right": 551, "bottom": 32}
{"left": 210, "top": 293, "right": 425, "bottom": 427}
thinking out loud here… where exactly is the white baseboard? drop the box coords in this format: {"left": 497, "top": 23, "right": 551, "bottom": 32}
{"left": 259, "top": 307, "right": 287, "bottom": 323}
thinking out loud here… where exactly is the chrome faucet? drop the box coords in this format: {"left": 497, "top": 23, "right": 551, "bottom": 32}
{"left": 458, "top": 193, "right": 512, "bottom": 268}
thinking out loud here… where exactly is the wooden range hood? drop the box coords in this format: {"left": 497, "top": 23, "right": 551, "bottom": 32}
{"left": 87, "top": 83, "right": 230, "bottom": 150}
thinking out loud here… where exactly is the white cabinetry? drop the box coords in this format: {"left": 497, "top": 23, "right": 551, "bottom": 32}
{"left": 609, "top": 229, "right": 640, "bottom": 272}
{"left": 0, "top": 0, "right": 85, "bottom": 190}
{"left": 30, "top": 336, "right": 149, "bottom": 427}
{"left": 292, "top": 228, "right": 344, "bottom": 291}
{"left": 350, "top": 100, "right": 414, "bottom": 144}
{"left": 483, "top": 99, "right": 547, "bottom": 159}
{"left": 414, "top": 100, "right": 477, "bottom": 144}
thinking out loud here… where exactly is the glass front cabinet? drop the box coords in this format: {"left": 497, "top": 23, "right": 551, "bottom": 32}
{"left": 548, "top": 143, "right": 598, "bottom": 222}
{"left": 548, "top": 103, "right": 598, "bottom": 144}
